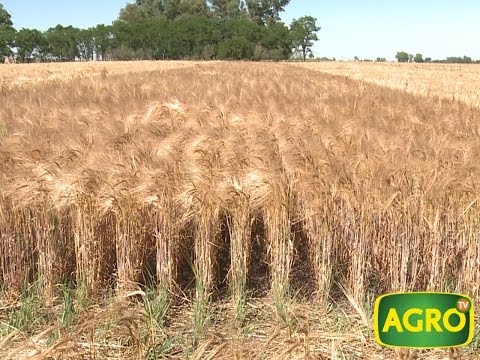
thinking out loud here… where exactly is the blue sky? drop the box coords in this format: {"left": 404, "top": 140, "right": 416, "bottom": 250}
{"left": 2, "top": 0, "right": 480, "bottom": 61}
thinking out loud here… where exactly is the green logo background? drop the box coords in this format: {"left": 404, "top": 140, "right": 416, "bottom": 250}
{"left": 374, "top": 292, "right": 474, "bottom": 348}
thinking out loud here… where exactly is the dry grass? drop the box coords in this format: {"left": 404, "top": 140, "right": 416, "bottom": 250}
{"left": 293, "top": 61, "right": 480, "bottom": 108}
{"left": 1, "top": 61, "right": 480, "bottom": 359}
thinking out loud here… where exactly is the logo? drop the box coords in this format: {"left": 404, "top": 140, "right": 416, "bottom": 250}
{"left": 374, "top": 292, "right": 474, "bottom": 348}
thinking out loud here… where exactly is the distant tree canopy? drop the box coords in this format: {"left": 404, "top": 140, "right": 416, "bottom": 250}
{"left": 414, "top": 53, "right": 423, "bottom": 63}
{"left": 395, "top": 51, "right": 409, "bottom": 63}
{"left": 442, "top": 56, "right": 473, "bottom": 64}
{"left": 0, "top": 0, "right": 321, "bottom": 62}
{"left": 396, "top": 51, "right": 477, "bottom": 64}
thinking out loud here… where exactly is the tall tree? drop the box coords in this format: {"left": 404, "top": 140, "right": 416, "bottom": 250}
{"left": 46, "top": 25, "right": 80, "bottom": 61}
{"left": 163, "top": 0, "right": 181, "bottom": 19}
{"left": 0, "top": 3, "right": 12, "bottom": 27}
{"left": 119, "top": 0, "right": 166, "bottom": 21}
{"left": 178, "top": 0, "right": 209, "bottom": 18}
{"left": 93, "top": 24, "right": 113, "bottom": 60}
{"left": 414, "top": 53, "right": 423, "bottom": 63}
{"left": 245, "top": 0, "right": 290, "bottom": 24}
{"left": 119, "top": 3, "right": 147, "bottom": 22}
{"left": 209, "top": 0, "right": 245, "bottom": 18}
{"left": 290, "top": 16, "right": 320, "bottom": 61}
{"left": 77, "top": 28, "right": 95, "bottom": 61}
{"left": 395, "top": 51, "right": 409, "bottom": 63}
{"left": 256, "top": 20, "right": 291, "bottom": 60}
{"left": 0, "top": 3, "right": 15, "bottom": 59}
{"left": 119, "top": 0, "right": 209, "bottom": 21}
{"left": 15, "top": 28, "right": 45, "bottom": 62}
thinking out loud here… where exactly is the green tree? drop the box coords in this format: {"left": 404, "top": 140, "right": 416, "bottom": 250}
{"left": 93, "top": 24, "right": 113, "bottom": 60}
{"left": 178, "top": 0, "right": 209, "bottom": 18}
{"left": 290, "top": 16, "right": 320, "bottom": 61}
{"left": 76, "top": 28, "right": 95, "bottom": 61}
{"left": 245, "top": 0, "right": 290, "bottom": 24}
{"left": 0, "top": 3, "right": 12, "bottom": 27}
{"left": 209, "top": 0, "right": 245, "bottom": 18}
{"left": 414, "top": 53, "right": 423, "bottom": 63}
{"left": 185, "top": 16, "right": 221, "bottom": 58}
{"left": 218, "top": 35, "right": 253, "bottom": 59}
{"left": 425, "top": 57, "right": 432, "bottom": 63}
{"left": 119, "top": 3, "right": 149, "bottom": 22}
{"left": 395, "top": 51, "right": 409, "bottom": 63}
{"left": 45, "top": 25, "right": 65, "bottom": 60}
{"left": 119, "top": 0, "right": 164, "bottom": 21}
{"left": 111, "top": 0, "right": 309, "bottom": 61}
{"left": 119, "top": 0, "right": 210, "bottom": 21}
{"left": 163, "top": 0, "right": 181, "bottom": 19}
{"left": 0, "top": 3, "right": 15, "bottom": 60}
{"left": 220, "top": 18, "right": 262, "bottom": 46}
{"left": 257, "top": 20, "right": 291, "bottom": 60}
{"left": 45, "top": 25, "right": 80, "bottom": 61}
{"left": 15, "top": 28, "right": 45, "bottom": 62}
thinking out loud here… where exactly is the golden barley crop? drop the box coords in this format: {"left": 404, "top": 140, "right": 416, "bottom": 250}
{"left": 0, "top": 61, "right": 479, "bottom": 359}
{"left": 0, "top": 60, "right": 200, "bottom": 92}
{"left": 294, "top": 61, "right": 480, "bottom": 108}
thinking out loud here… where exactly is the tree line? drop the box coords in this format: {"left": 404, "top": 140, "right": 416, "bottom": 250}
{"left": 395, "top": 51, "right": 479, "bottom": 64}
{"left": 0, "top": 1, "right": 320, "bottom": 63}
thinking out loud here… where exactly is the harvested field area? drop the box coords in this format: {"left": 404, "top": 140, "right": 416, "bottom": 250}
{"left": 0, "top": 62, "right": 480, "bottom": 359}
{"left": 293, "top": 61, "right": 480, "bottom": 108}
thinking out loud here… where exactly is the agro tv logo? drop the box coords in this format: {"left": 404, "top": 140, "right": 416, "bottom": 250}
{"left": 374, "top": 292, "right": 474, "bottom": 348}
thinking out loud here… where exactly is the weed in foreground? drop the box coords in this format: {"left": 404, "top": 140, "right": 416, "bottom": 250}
{"left": 6, "top": 280, "right": 48, "bottom": 335}
{"left": 60, "top": 284, "right": 75, "bottom": 328}
{"left": 143, "top": 284, "right": 170, "bottom": 337}
{"left": 193, "top": 275, "right": 210, "bottom": 344}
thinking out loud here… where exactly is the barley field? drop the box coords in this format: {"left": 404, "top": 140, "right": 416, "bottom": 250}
{"left": 1, "top": 61, "right": 480, "bottom": 359}
{"left": 294, "top": 61, "right": 480, "bottom": 109}
{"left": 0, "top": 60, "right": 198, "bottom": 91}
